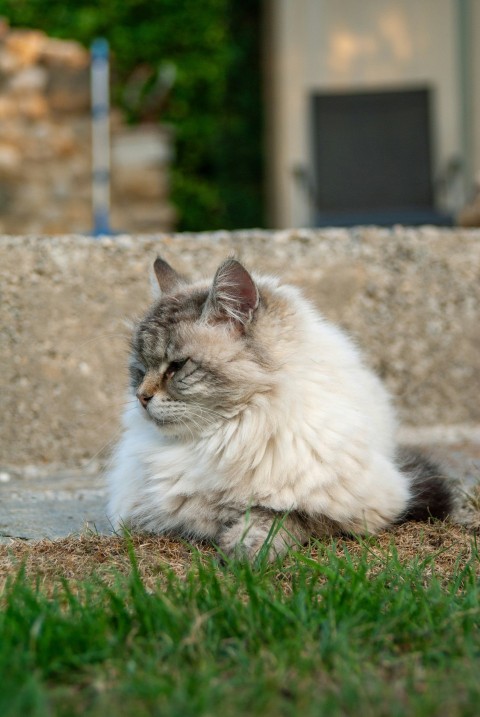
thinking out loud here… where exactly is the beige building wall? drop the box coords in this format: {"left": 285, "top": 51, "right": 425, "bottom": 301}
{"left": 266, "top": 0, "right": 478, "bottom": 228}
{"left": 472, "top": 0, "right": 480, "bottom": 189}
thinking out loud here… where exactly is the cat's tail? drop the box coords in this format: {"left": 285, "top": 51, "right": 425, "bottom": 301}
{"left": 396, "top": 447, "right": 454, "bottom": 522}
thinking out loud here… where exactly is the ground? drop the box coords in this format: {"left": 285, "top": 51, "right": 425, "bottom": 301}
{"left": 0, "top": 522, "right": 479, "bottom": 592}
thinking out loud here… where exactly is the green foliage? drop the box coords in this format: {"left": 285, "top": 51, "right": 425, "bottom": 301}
{"left": 0, "top": 0, "right": 264, "bottom": 230}
{"left": 1, "top": 538, "right": 480, "bottom": 716}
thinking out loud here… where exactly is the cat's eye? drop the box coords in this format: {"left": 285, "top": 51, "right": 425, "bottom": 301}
{"left": 129, "top": 361, "right": 147, "bottom": 388}
{"left": 130, "top": 360, "right": 146, "bottom": 380}
{"left": 165, "top": 358, "right": 189, "bottom": 379}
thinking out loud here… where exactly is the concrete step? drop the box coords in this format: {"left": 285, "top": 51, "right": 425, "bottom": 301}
{"left": 0, "top": 465, "right": 110, "bottom": 543}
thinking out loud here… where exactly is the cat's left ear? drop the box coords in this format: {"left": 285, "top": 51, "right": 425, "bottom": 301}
{"left": 202, "top": 258, "right": 259, "bottom": 329}
{"left": 151, "top": 256, "right": 183, "bottom": 297}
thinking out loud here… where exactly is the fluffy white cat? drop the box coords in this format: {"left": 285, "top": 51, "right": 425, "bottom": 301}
{"left": 107, "top": 257, "right": 451, "bottom": 560}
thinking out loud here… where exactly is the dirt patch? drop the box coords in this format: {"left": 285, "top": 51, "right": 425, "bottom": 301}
{"left": 0, "top": 533, "right": 213, "bottom": 592}
{"left": 0, "top": 523, "right": 478, "bottom": 593}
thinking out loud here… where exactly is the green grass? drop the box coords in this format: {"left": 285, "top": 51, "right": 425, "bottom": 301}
{"left": 1, "top": 536, "right": 479, "bottom": 717}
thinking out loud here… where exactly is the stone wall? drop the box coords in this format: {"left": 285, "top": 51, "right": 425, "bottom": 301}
{"left": 0, "top": 20, "right": 174, "bottom": 235}
{"left": 1, "top": 228, "right": 479, "bottom": 469}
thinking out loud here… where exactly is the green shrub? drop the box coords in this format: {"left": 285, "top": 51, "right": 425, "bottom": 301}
{"left": 0, "top": 0, "right": 264, "bottom": 230}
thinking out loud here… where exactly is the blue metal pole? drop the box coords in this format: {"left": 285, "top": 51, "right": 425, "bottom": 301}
{"left": 91, "top": 38, "right": 111, "bottom": 236}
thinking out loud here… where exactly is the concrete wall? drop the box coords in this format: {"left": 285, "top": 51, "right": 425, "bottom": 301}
{"left": 1, "top": 229, "right": 479, "bottom": 469}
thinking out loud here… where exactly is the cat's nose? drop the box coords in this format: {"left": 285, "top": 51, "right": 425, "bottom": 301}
{"left": 137, "top": 390, "right": 153, "bottom": 409}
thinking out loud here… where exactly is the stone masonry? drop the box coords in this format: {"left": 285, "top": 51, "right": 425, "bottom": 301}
{"left": 0, "top": 19, "right": 174, "bottom": 235}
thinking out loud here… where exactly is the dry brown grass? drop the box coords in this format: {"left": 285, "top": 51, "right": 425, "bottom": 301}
{"left": 0, "top": 533, "right": 213, "bottom": 593}
{"left": 0, "top": 521, "right": 478, "bottom": 594}
{"left": 332, "top": 522, "right": 480, "bottom": 584}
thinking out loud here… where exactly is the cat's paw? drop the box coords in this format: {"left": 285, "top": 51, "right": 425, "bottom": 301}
{"left": 217, "top": 518, "right": 277, "bottom": 562}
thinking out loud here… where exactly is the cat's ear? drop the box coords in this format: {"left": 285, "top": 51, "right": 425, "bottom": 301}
{"left": 151, "top": 256, "right": 183, "bottom": 297}
{"left": 202, "top": 258, "right": 259, "bottom": 328}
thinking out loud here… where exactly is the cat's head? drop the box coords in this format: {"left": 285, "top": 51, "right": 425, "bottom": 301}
{"left": 129, "top": 257, "right": 277, "bottom": 437}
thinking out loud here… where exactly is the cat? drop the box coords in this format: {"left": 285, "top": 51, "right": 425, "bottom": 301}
{"left": 106, "top": 256, "right": 452, "bottom": 560}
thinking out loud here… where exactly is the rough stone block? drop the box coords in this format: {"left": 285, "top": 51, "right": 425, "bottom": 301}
{"left": 4, "top": 29, "right": 46, "bottom": 67}
{"left": 40, "top": 38, "right": 89, "bottom": 69}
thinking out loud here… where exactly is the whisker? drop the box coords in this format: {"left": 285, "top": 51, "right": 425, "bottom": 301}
{"left": 76, "top": 400, "right": 138, "bottom": 419}
{"left": 178, "top": 415, "right": 195, "bottom": 440}
{"left": 75, "top": 413, "right": 126, "bottom": 434}
{"left": 187, "top": 412, "right": 217, "bottom": 429}
{"left": 65, "top": 332, "right": 131, "bottom": 362}
{"left": 188, "top": 405, "right": 226, "bottom": 422}
{"left": 184, "top": 412, "right": 204, "bottom": 434}
{"left": 84, "top": 427, "right": 124, "bottom": 471}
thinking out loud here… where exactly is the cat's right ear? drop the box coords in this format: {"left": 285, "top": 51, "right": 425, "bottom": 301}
{"left": 202, "top": 258, "right": 259, "bottom": 330}
{"left": 151, "top": 256, "right": 183, "bottom": 297}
